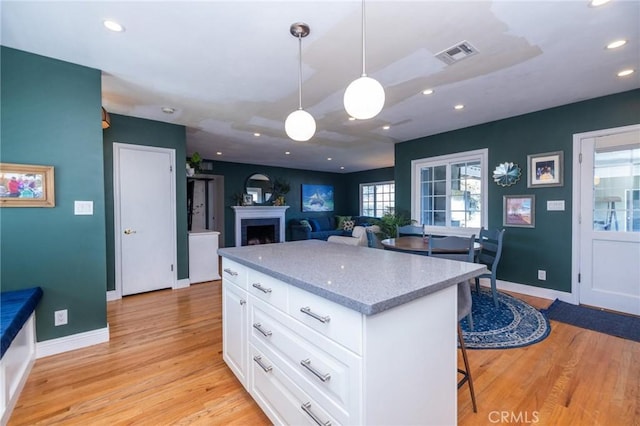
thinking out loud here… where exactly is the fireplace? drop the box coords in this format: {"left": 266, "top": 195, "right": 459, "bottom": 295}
{"left": 231, "top": 206, "right": 289, "bottom": 247}
{"left": 242, "top": 218, "right": 279, "bottom": 246}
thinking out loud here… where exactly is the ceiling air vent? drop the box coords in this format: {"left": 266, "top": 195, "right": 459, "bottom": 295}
{"left": 435, "top": 41, "right": 478, "bottom": 65}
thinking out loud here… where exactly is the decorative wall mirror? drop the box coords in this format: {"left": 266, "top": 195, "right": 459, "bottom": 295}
{"left": 493, "top": 162, "right": 521, "bottom": 187}
{"left": 245, "top": 173, "right": 273, "bottom": 204}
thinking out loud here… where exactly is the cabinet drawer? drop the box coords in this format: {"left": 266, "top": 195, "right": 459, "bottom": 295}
{"left": 250, "top": 298, "right": 361, "bottom": 421}
{"left": 247, "top": 269, "right": 289, "bottom": 312}
{"left": 288, "top": 285, "right": 363, "bottom": 355}
{"left": 250, "top": 344, "right": 340, "bottom": 426}
{"left": 222, "top": 258, "right": 248, "bottom": 290}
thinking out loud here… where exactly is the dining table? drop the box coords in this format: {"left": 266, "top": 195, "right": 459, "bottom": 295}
{"left": 380, "top": 236, "right": 482, "bottom": 256}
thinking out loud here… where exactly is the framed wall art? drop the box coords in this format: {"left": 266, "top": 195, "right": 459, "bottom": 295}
{"left": 0, "top": 163, "right": 55, "bottom": 207}
{"left": 527, "top": 151, "right": 563, "bottom": 188}
{"left": 301, "top": 184, "right": 334, "bottom": 212}
{"left": 503, "top": 194, "right": 535, "bottom": 228}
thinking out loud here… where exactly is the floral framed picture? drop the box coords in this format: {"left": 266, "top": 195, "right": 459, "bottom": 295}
{"left": 242, "top": 193, "right": 253, "bottom": 206}
{"left": 503, "top": 195, "right": 535, "bottom": 228}
{"left": 527, "top": 151, "right": 563, "bottom": 188}
{"left": 0, "top": 163, "right": 55, "bottom": 207}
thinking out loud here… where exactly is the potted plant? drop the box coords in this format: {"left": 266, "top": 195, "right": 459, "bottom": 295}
{"left": 373, "top": 209, "right": 415, "bottom": 239}
{"left": 188, "top": 152, "right": 202, "bottom": 175}
{"left": 272, "top": 177, "right": 290, "bottom": 206}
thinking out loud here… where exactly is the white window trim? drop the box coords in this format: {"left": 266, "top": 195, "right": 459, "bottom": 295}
{"left": 411, "top": 148, "right": 488, "bottom": 237}
{"left": 360, "top": 180, "right": 395, "bottom": 217}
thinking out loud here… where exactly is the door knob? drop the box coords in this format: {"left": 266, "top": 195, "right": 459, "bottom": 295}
{"left": 124, "top": 228, "right": 137, "bottom": 235}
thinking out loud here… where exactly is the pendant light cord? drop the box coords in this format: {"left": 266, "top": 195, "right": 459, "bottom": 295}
{"left": 297, "top": 34, "right": 303, "bottom": 110}
{"left": 361, "top": 0, "right": 366, "bottom": 77}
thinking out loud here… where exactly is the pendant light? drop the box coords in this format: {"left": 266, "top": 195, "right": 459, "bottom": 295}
{"left": 343, "top": 0, "right": 385, "bottom": 120}
{"left": 285, "top": 22, "right": 316, "bottom": 142}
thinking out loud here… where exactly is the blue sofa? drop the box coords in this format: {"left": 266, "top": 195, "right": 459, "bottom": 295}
{"left": 289, "top": 215, "right": 378, "bottom": 241}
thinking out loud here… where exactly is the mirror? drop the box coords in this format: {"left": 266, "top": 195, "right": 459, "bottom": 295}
{"left": 492, "top": 162, "right": 521, "bottom": 187}
{"left": 245, "top": 173, "right": 273, "bottom": 204}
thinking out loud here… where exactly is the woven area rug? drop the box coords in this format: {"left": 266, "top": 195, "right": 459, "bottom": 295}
{"left": 542, "top": 299, "right": 640, "bottom": 342}
{"left": 460, "top": 287, "right": 550, "bottom": 349}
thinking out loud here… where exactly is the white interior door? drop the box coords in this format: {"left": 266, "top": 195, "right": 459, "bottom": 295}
{"left": 577, "top": 126, "right": 640, "bottom": 315}
{"left": 114, "top": 143, "right": 176, "bottom": 296}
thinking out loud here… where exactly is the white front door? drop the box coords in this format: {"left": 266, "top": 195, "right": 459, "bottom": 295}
{"left": 114, "top": 143, "right": 177, "bottom": 296}
{"left": 576, "top": 126, "right": 640, "bottom": 315}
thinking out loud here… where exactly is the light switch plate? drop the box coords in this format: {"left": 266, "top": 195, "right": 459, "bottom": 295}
{"left": 74, "top": 200, "right": 94, "bottom": 215}
{"left": 547, "top": 200, "right": 565, "bottom": 211}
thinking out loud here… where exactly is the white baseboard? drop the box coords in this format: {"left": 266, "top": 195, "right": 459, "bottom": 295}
{"left": 174, "top": 278, "right": 190, "bottom": 289}
{"left": 36, "top": 326, "right": 110, "bottom": 359}
{"left": 478, "top": 277, "right": 576, "bottom": 304}
{"left": 106, "top": 290, "right": 120, "bottom": 301}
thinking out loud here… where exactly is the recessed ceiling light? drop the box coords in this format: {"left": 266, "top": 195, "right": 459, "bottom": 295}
{"left": 103, "top": 20, "right": 124, "bottom": 32}
{"left": 253, "top": 132, "right": 261, "bottom": 137}
{"left": 422, "top": 89, "right": 434, "bottom": 95}
{"left": 454, "top": 104, "right": 465, "bottom": 110}
{"left": 285, "top": 151, "right": 291, "bottom": 155}
{"left": 161, "top": 107, "right": 175, "bottom": 114}
{"left": 606, "top": 39, "right": 627, "bottom": 49}
{"left": 340, "top": 166, "right": 345, "bottom": 170}
{"left": 327, "top": 157, "right": 332, "bottom": 161}
{"left": 618, "top": 69, "right": 634, "bottom": 77}
{"left": 216, "top": 152, "right": 222, "bottom": 156}
{"left": 348, "top": 117, "right": 356, "bottom": 121}
{"left": 382, "top": 125, "right": 390, "bottom": 130}
{"left": 589, "top": 0, "right": 611, "bottom": 6}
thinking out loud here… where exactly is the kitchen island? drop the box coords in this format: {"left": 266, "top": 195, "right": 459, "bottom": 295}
{"left": 218, "top": 239, "right": 486, "bottom": 425}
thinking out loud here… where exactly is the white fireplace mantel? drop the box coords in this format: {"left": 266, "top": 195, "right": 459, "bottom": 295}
{"left": 231, "top": 206, "right": 289, "bottom": 247}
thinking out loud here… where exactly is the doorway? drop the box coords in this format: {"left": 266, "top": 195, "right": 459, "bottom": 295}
{"left": 573, "top": 124, "right": 640, "bottom": 315}
{"left": 113, "top": 143, "right": 177, "bottom": 296}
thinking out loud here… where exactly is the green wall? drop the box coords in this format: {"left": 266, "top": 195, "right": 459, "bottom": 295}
{"left": 208, "top": 160, "right": 349, "bottom": 247}
{"left": 395, "top": 89, "right": 640, "bottom": 292}
{"left": 103, "top": 114, "right": 187, "bottom": 292}
{"left": 0, "top": 47, "right": 107, "bottom": 341}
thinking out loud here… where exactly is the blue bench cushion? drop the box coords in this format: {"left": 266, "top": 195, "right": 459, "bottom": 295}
{"left": 1, "top": 287, "right": 43, "bottom": 358}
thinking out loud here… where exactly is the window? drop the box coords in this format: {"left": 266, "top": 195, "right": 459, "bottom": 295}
{"left": 411, "top": 149, "right": 487, "bottom": 233}
{"left": 360, "top": 181, "right": 395, "bottom": 217}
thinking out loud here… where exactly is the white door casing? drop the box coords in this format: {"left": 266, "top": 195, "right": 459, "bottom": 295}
{"left": 572, "top": 125, "right": 640, "bottom": 315}
{"left": 114, "top": 143, "right": 177, "bottom": 297}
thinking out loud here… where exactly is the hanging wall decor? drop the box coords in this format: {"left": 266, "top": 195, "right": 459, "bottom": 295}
{"left": 493, "top": 162, "right": 521, "bottom": 187}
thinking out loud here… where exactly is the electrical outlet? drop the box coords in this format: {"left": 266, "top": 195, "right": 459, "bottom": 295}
{"left": 537, "top": 270, "right": 547, "bottom": 281}
{"left": 54, "top": 309, "right": 68, "bottom": 326}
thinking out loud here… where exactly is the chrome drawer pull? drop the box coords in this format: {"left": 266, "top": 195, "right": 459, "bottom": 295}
{"left": 300, "top": 306, "right": 330, "bottom": 323}
{"left": 300, "top": 359, "right": 331, "bottom": 382}
{"left": 301, "top": 402, "right": 331, "bottom": 426}
{"left": 252, "top": 322, "right": 272, "bottom": 337}
{"left": 253, "top": 355, "right": 272, "bottom": 373}
{"left": 252, "top": 283, "right": 272, "bottom": 294}
{"left": 223, "top": 268, "right": 238, "bottom": 276}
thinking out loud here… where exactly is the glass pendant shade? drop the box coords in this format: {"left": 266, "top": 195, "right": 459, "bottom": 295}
{"left": 343, "top": 76, "right": 385, "bottom": 120}
{"left": 285, "top": 109, "right": 316, "bottom": 142}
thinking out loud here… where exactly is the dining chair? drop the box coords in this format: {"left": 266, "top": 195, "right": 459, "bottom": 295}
{"left": 474, "top": 228, "right": 506, "bottom": 307}
{"left": 427, "top": 234, "right": 477, "bottom": 412}
{"left": 396, "top": 224, "right": 424, "bottom": 238}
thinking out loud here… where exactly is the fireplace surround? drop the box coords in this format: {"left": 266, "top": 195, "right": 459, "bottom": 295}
{"left": 231, "top": 206, "right": 289, "bottom": 247}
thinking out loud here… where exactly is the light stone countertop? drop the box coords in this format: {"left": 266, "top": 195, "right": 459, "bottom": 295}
{"left": 218, "top": 239, "right": 487, "bottom": 316}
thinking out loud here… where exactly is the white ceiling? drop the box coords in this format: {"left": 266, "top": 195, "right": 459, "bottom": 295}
{"left": 2, "top": 1, "right": 638, "bottom": 173}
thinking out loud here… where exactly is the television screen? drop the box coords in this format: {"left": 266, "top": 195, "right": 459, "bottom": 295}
{"left": 301, "top": 184, "right": 334, "bottom": 212}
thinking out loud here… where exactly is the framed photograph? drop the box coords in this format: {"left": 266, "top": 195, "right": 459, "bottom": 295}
{"left": 503, "top": 195, "right": 535, "bottom": 228}
{"left": 242, "top": 193, "right": 253, "bottom": 206}
{"left": 0, "top": 163, "right": 55, "bottom": 207}
{"left": 527, "top": 151, "right": 563, "bottom": 188}
{"left": 301, "top": 184, "right": 334, "bottom": 212}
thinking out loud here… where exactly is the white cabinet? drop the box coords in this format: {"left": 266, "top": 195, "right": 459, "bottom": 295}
{"left": 221, "top": 257, "right": 457, "bottom": 425}
{"left": 188, "top": 230, "right": 220, "bottom": 283}
{"left": 222, "top": 260, "right": 248, "bottom": 386}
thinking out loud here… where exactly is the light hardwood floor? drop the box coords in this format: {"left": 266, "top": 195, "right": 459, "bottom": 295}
{"left": 9, "top": 281, "right": 639, "bottom": 425}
